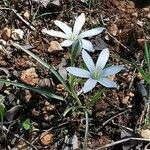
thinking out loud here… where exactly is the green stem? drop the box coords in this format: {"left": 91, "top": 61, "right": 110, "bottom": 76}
{"left": 0, "top": 115, "right": 3, "bottom": 139}
{"left": 83, "top": 111, "right": 89, "bottom": 150}
{"left": 72, "top": 88, "right": 82, "bottom": 107}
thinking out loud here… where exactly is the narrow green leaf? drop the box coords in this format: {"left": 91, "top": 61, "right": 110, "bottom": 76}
{"left": 22, "top": 118, "right": 31, "bottom": 130}
{"left": 71, "top": 39, "right": 82, "bottom": 66}
{"left": 88, "top": 88, "right": 105, "bottom": 107}
{"left": 132, "top": 59, "right": 150, "bottom": 84}
{"left": 0, "top": 105, "right": 5, "bottom": 119}
{"left": 0, "top": 95, "right": 5, "bottom": 104}
{"left": 11, "top": 42, "right": 71, "bottom": 95}
{"left": 144, "top": 41, "right": 150, "bottom": 68}
{"left": 0, "top": 79, "right": 65, "bottom": 101}
{"left": 63, "top": 107, "right": 75, "bottom": 117}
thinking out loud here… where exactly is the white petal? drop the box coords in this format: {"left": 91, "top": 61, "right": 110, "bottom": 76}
{"left": 102, "top": 65, "right": 124, "bottom": 76}
{"left": 82, "top": 78, "right": 97, "bottom": 93}
{"left": 81, "top": 39, "right": 94, "bottom": 52}
{"left": 73, "top": 13, "right": 85, "bottom": 35}
{"left": 54, "top": 20, "right": 72, "bottom": 35}
{"left": 82, "top": 50, "right": 95, "bottom": 72}
{"left": 98, "top": 77, "right": 117, "bottom": 88}
{"left": 42, "top": 29, "right": 67, "bottom": 38}
{"left": 96, "top": 48, "right": 109, "bottom": 69}
{"left": 66, "top": 67, "right": 90, "bottom": 78}
{"left": 79, "top": 27, "right": 105, "bottom": 38}
{"left": 61, "top": 40, "right": 73, "bottom": 47}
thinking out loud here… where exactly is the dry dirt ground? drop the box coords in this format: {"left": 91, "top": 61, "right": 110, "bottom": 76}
{"left": 0, "top": 0, "right": 150, "bottom": 149}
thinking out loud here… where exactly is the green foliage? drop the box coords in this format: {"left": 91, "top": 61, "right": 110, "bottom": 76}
{"left": 88, "top": 88, "right": 105, "bottom": 107}
{"left": 0, "top": 79, "right": 65, "bottom": 101}
{"left": 3, "top": 0, "right": 11, "bottom": 7}
{"left": 12, "top": 43, "right": 71, "bottom": 94}
{"left": 0, "top": 95, "right": 6, "bottom": 139}
{"left": 132, "top": 42, "right": 150, "bottom": 84}
{"left": 71, "top": 39, "right": 82, "bottom": 66}
{"left": 0, "top": 95, "right": 5, "bottom": 120}
{"left": 22, "top": 118, "right": 31, "bottom": 130}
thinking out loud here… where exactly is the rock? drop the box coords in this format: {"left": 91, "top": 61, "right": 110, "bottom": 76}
{"left": 21, "top": 68, "right": 39, "bottom": 85}
{"left": 137, "top": 20, "right": 144, "bottom": 27}
{"left": 132, "top": 12, "right": 138, "bottom": 17}
{"left": 11, "top": 29, "right": 24, "bottom": 40}
{"left": 23, "top": 9, "right": 30, "bottom": 20}
{"left": 51, "top": 0, "right": 61, "bottom": 6}
{"left": 48, "top": 41, "right": 63, "bottom": 53}
{"left": 141, "top": 129, "right": 150, "bottom": 139}
{"left": 40, "top": 131, "right": 53, "bottom": 145}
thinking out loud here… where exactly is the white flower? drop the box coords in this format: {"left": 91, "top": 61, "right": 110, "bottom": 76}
{"left": 42, "top": 13, "right": 105, "bottom": 52}
{"left": 66, "top": 48, "right": 124, "bottom": 93}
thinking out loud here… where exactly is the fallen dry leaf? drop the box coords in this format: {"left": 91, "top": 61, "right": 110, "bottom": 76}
{"left": 1, "top": 27, "right": 12, "bottom": 41}
{"left": 137, "top": 39, "right": 148, "bottom": 48}
{"left": 48, "top": 41, "right": 63, "bottom": 53}
{"left": 21, "top": 68, "right": 39, "bottom": 85}
{"left": 40, "top": 131, "right": 53, "bottom": 145}
{"left": 110, "top": 23, "right": 118, "bottom": 36}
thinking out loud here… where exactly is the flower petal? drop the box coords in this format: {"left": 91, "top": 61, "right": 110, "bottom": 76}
{"left": 82, "top": 50, "right": 95, "bottom": 73}
{"left": 102, "top": 65, "right": 124, "bottom": 76}
{"left": 61, "top": 40, "right": 73, "bottom": 47}
{"left": 79, "top": 27, "right": 105, "bottom": 38}
{"left": 73, "top": 13, "right": 85, "bottom": 35}
{"left": 81, "top": 39, "right": 94, "bottom": 52}
{"left": 42, "top": 29, "right": 67, "bottom": 38}
{"left": 82, "top": 78, "right": 97, "bottom": 93}
{"left": 98, "top": 77, "right": 117, "bottom": 88}
{"left": 54, "top": 20, "right": 72, "bottom": 35}
{"left": 96, "top": 48, "right": 109, "bottom": 69}
{"left": 66, "top": 67, "right": 90, "bottom": 78}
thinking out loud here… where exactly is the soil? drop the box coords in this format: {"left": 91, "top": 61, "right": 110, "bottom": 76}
{"left": 0, "top": 0, "right": 150, "bottom": 149}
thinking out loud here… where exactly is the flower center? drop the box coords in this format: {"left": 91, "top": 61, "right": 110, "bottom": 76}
{"left": 69, "top": 33, "right": 78, "bottom": 41}
{"left": 92, "top": 69, "right": 101, "bottom": 80}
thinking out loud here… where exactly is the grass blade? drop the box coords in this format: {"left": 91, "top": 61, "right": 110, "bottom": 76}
{"left": 88, "top": 88, "right": 105, "bottom": 107}
{"left": 0, "top": 79, "right": 65, "bottom": 101}
{"left": 144, "top": 42, "right": 150, "bottom": 69}
{"left": 11, "top": 42, "right": 71, "bottom": 94}
{"left": 132, "top": 59, "right": 150, "bottom": 84}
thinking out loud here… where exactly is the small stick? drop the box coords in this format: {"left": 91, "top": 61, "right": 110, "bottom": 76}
{"left": 0, "top": 7, "right": 36, "bottom": 31}
{"left": 102, "top": 108, "right": 130, "bottom": 126}
{"left": 3, "top": 127, "right": 38, "bottom": 150}
{"left": 96, "top": 137, "right": 150, "bottom": 150}
{"left": 106, "top": 31, "right": 131, "bottom": 52}
{"left": 100, "top": 14, "right": 131, "bottom": 52}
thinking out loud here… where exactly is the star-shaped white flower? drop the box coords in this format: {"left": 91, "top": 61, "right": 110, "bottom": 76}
{"left": 66, "top": 48, "right": 124, "bottom": 93}
{"left": 42, "top": 13, "right": 105, "bottom": 52}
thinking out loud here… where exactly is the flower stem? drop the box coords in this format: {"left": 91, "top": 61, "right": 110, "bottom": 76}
{"left": 83, "top": 111, "right": 89, "bottom": 150}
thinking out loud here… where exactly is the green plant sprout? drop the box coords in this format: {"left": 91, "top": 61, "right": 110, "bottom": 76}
{"left": 22, "top": 118, "right": 31, "bottom": 130}
{"left": 0, "top": 95, "right": 6, "bottom": 141}
{"left": 133, "top": 42, "right": 150, "bottom": 99}
{"left": 0, "top": 13, "right": 124, "bottom": 150}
